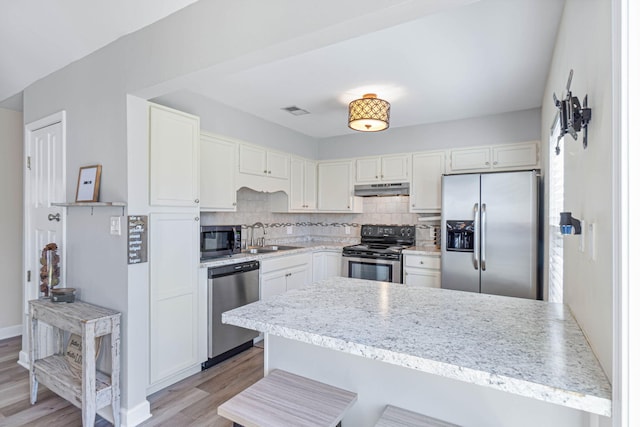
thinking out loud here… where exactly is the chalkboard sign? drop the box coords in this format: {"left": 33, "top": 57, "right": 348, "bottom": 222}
{"left": 128, "top": 215, "right": 148, "bottom": 264}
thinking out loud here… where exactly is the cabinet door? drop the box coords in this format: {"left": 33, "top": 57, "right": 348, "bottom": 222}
{"left": 200, "top": 134, "right": 237, "bottom": 211}
{"left": 239, "top": 144, "right": 267, "bottom": 176}
{"left": 149, "top": 104, "right": 200, "bottom": 207}
{"left": 449, "top": 147, "right": 492, "bottom": 172}
{"left": 355, "top": 157, "right": 381, "bottom": 183}
{"left": 261, "top": 270, "right": 287, "bottom": 299}
{"left": 289, "top": 157, "right": 306, "bottom": 210}
{"left": 411, "top": 151, "right": 446, "bottom": 212}
{"left": 286, "top": 264, "right": 311, "bottom": 291}
{"left": 318, "top": 161, "right": 354, "bottom": 211}
{"left": 491, "top": 141, "right": 538, "bottom": 169}
{"left": 325, "top": 252, "right": 342, "bottom": 278}
{"left": 303, "top": 160, "right": 317, "bottom": 210}
{"left": 381, "top": 154, "right": 409, "bottom": 182}
{"left": 267, "top": 150, "right": 289, "bottom": 179}
{"left": 149, "top": 212, "right": 200, "bottom": 385}
{"left": 404, "top": 268, "right": 441, "bottom": 288}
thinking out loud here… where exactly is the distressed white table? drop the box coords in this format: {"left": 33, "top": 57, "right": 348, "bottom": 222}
{"left": 29, "top": 299, "right": 121, "bottom": 426}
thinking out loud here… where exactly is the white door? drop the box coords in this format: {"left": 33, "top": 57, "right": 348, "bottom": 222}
{"left": 22, "top": 113, "right": 66, "bottom": 363}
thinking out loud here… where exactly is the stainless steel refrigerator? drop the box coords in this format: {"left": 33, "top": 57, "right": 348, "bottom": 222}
{"left": 440, "top": 170, "right": 540, "bottom": 299}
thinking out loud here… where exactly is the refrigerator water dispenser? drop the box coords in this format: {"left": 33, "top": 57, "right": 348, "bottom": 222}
{"left": 446, "top": 221, "right": 474, "bottom": 252}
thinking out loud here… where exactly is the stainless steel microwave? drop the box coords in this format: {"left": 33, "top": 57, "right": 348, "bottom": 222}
{"left": 200, "top": 225, "right": 242, "bottom": 260}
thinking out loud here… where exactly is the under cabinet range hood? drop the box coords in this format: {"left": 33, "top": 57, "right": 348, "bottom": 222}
{"left": 354, "top": 182, "right": 410, "bottom": 197}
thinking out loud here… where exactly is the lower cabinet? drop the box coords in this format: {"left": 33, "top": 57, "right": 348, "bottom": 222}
{"left": 148, "top": 212, "right": 202, "bottom": 390}
{"left": 312, "top": 251, "right": 342, "bottom": 282}
{"left": 261, "top": 253, "right": 312, "bottom": 299}
{"left": 403, "top": 253, "right": 441, "bottom": 288}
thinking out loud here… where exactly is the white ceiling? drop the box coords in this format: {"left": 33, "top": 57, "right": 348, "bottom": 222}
{"left": 170, "top": 0, "right": 565, "bottom": 138}
{"left": 0, "top": 0, "right": 199, "bottom": 105}
{"left": 1, "top": 0, "right": 565, "bottom": 139}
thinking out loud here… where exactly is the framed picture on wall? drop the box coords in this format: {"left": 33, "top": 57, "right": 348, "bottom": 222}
{"left": 75, "top": 165, "right": 102, "bottom": 202}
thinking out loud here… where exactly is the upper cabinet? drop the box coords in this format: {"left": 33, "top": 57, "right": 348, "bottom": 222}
{"left": 149, "top": 103, "right": 200, "bottom": 207}
{"left": 200, "top": 133, "right": 238, "bottom": 212}
{"left": 289, "top": 156, "right": 317, "bottom": 211}
{"left": 355, "top": 154, "right": 409, "bottom": 184}
{"left": 239, "top": 144, "right": 289, "bottom": 180}
{"left": 317, "top": 160, "right": 362, "bottom": 212}
{"left": 410, "top": 151, "right": 446, "bottom": 213}
{"left": 449, "top": 141, "right": 539, "bottom": 173}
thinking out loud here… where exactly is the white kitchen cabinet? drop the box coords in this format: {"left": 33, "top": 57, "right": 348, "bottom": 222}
{"left": 312, "top": 251, "right": 342, "bottom": 282}
{"left": 149, "top": 103, "right": 200, "bottom": 207}
{"left": 148, "top": 212, "right": 201, "bottom": 389}
{"left": 289, "top": 156, "right": 317, "bottom": 211}
{"left": 200, "top": 133, "right": 237, "bottom": 211}
{"left": 355, "top": 154, "right": 409, "bottom": 183}
{"left": 260, "top": 253, "right": 312, "bottom": 299}
{"left": 449, "top": 141, "right": 539, "bottom": 173}
{"left": 403, "top": 253, "right": 441, "bottom": 288}
{"left": 317, "top": 160, "right": 362, "bottom": 212}
{"left": 239, "top": 143, "right": 289, "bottom": 179}
{"left": 410, "top": 151, "right": 446, "bottom": 213}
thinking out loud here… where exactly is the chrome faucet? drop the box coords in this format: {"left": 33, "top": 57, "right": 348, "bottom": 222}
{"left": 249, "top": 222, "right": 267, "bottom": 247}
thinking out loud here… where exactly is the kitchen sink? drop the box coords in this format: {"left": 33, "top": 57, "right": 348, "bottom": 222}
{"left": 244, "top": 245, "right": 302, "bottom": 254}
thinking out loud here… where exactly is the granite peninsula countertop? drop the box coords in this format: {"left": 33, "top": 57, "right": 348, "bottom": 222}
{"left": 223, "top": 277, "right": 612, "bottom": 416}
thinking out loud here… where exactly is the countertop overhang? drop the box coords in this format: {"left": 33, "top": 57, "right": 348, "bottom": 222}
{"left": 222, "top": 278, "right": 611, "bottom": 416}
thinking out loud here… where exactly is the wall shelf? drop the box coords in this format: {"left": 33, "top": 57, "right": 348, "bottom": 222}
{"left": 52, "top": 202, "right": 126, "bottom": 216}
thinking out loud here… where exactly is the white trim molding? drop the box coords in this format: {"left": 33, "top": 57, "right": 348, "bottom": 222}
{"left": 0, "top": 324, "right": 22, "bottom": 340}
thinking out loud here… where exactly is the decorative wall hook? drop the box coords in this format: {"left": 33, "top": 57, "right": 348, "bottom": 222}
{"left": 559, "top": 212, "right": 582, "bottom": 235}
{"left": 553, "top": 69, "right": 592, "bottom": 155}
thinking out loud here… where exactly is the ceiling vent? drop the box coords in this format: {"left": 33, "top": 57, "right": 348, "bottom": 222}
{"left": 281, "top": 106, "right": 310, "bottom": 116}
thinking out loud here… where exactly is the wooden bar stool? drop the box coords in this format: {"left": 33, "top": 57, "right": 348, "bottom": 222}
{"left": 375, "top": 405, "right": 461, "bottom": 427}
{"left": 218, "top": 369, "right": 357, "bottom": 427}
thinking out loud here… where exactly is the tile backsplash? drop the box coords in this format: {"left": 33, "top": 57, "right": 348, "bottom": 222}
{"left": 201, "top": 187, "right": 437, "bottom": 246}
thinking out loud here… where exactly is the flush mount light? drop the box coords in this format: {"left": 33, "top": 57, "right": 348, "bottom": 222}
{"left": 348, "top": 93, "right": 390, "bottom": 132}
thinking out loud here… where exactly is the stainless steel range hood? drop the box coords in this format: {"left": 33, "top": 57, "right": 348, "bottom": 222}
{"left": 354, "top": 182, "right": 410, "bottom": 197}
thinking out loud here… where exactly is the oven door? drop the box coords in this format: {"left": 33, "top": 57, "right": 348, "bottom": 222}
{"left": 341, "top": 256, "right": 402, "bottom": 283}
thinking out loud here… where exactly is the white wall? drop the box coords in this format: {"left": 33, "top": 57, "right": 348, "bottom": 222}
{"left": 540, "top": 0, "right": 613, "bottom": 382}
{"left": 318, "top": 108, "right": 541, "bottom": 159}
{"left": 0, "top": 107, "right": 23, "bottom": 339}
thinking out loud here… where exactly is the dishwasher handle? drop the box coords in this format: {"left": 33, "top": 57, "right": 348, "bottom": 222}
{"left": 209, "top": 261, "right": 260, "bottom": 279}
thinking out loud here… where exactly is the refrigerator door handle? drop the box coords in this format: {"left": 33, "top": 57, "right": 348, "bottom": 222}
{"left": 473, "top": 203, "right": 479, "bottom": 270}
{"left": 481, "top": 203, "right": 487, "bottom": 271}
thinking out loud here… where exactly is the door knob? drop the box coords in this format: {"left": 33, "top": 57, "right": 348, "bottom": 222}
{"left": 48, "top": 213, "right": 61, "bottom": 222}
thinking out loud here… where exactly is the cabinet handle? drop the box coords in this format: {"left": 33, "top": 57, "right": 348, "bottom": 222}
{"left": 195, "top": 217, "right": 200, "bottom": 221}
{"left": 264, "top": 170, "right": 268, "bottom": 174}
{"left": 195, "top": 199, "right": 199, "bottom": 203}
{"left": 381, "top": 174, "right": 384, "bottom": 178}
{"left": 268, "top": 170, "right": 272, "bottom": 174}
{"left": 232, "top": 202, "right": 237, "bottom": 206}
{"left": 375, "top": 175, "right": 378, "bottom": 179}
{"left": 347, "top": 205, "right": 350, "bottom": 209}
{"left": 420, "top": 261, "right": 424, "bottom": 264}
{"left": 412, "top": 204, "right": 415, "bottom": 207}
{"left": 48, "top": 213, "right": 61, "bottom": 222}
{"left": 485, "top": 162, "right": 490, "bottom": 166}
{"left": 493, "top": 161, "right": 498, "bottom": 165}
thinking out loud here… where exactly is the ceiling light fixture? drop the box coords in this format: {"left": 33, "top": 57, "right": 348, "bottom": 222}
{"left": 348, "top": 93, "right": 390, "bottom": 132}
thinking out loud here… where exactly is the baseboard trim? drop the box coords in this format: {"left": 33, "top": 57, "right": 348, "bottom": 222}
{"left": 0, "top": 324, "right": 22, "bottom": 340}
{"left": 97, "top": 399, "right": 151, "bottom": 427}
{"left": 146, "top": 363, "right": 202, "bottom": 395}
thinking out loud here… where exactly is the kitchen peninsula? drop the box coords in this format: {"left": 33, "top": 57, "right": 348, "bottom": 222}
{"left": 222, "top": 278, "right": 611, "bottom": 427}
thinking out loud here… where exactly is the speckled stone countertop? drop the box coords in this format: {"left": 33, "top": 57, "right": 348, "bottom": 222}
{"left": 223, "top": 278, "right": 612, "bottom": 416}
{"left": 199, "top": 242, "right": 344, "bottom": 268}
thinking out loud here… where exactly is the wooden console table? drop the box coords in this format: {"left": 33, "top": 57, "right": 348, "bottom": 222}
{"left": 29, "top": 299, "right": 121, "bottom": 426}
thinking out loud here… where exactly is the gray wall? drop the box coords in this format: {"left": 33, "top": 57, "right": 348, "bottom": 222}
{"left": 318, "top": 108, "right": 541, "bottom": 159}
{"left": 540, "top": 0, "right": 613, "bottom": 381}
{"left": 0, "top": 107, "right": 23, "bottom": 338}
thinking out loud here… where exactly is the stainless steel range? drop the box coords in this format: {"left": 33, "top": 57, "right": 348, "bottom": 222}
{"left": 342, "top": 224, "right": 415, "bottom": 283}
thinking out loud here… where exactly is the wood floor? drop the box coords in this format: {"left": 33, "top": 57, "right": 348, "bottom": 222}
{"left": 0, "top": 336, "right": 264, "bottom": 426}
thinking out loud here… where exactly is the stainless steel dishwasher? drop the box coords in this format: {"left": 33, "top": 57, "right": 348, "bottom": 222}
{"left": 203, "top": 260, "right": 260, "bottom": 369}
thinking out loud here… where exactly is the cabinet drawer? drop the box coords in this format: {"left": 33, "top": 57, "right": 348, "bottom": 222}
{"left": 404, "top": 254, "right": 440, "bottom": 269}
{"left": 261, "top": 253, "right": 310, "bottom": 274}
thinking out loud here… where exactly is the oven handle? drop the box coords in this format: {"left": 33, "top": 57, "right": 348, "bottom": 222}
{"left": 473, "top": 203, "right": 479, "bottom": 270}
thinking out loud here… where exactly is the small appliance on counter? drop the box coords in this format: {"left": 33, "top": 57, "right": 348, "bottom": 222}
{"left": 200, "top": 225, "right": 242, "bottom": 261}
{"left": 342, "top": 225, "right": 415, "bottom": 283}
